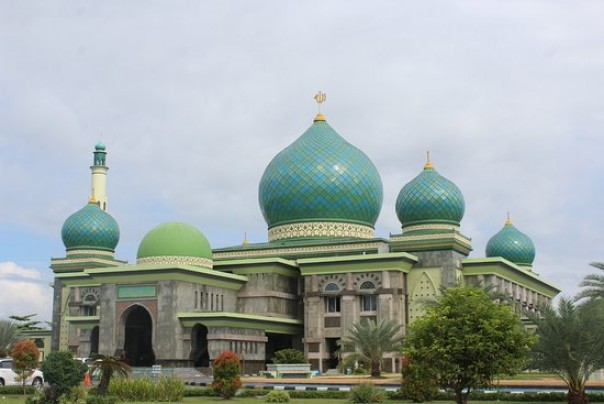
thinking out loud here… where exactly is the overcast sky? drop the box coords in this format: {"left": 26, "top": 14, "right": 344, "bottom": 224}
{"left": 1, "top": 1, "right": 603, "bottom": 323}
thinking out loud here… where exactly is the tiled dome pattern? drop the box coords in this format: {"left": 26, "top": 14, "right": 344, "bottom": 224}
{"left": 486, "top": 222, "right": 535, "bottom": 266}
{"left": 61, "top": 203, "right": 120, "bottom": 251}
{"left": 396, "top": 166, "right": 465, "bottom": 227}
{"left": 259, "top": 120, "right": 383, "bottom": 229}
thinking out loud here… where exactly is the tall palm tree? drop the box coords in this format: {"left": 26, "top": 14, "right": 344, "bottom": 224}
{"left": 89, "top": 355, "right": 131, "bottom": 395}
{"left": 0, "top": 320, "right": 20, "bottom": 358}
{"left": 577, "top": 262, "right": 604, "bottom": 301}
{"left": 531, "top": 297, "right": 604, "bottom": 404}
{"left": 341, "top": 318, "right": 403, "bottom": 377}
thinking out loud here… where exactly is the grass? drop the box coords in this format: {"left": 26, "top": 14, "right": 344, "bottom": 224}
{"left": 0, "top": 396, "right": 567, "bottom": 403}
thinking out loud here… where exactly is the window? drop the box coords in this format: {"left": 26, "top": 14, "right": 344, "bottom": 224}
{"left": 359, "top": 281, "right": 375, "bottom": 290}
{"left": 324, "top": 296, "right": 341, "bottom": 313}
{"left": 324, "top": 282, "right": 340, "bottom": 292}
{"left": 359, "top": 280, "right": 377, "bottom": 311}
{"left": 361, "top": 294, "right": 377, "bottom": 311}
{"left": 82, "top": 306, "right": 96, "bottom": 316}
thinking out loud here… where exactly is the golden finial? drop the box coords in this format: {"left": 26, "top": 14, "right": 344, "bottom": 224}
{"left": 313, "top": 91, "right": 327, "bottom": 122}
{"left": 424, "top": 151, "right": 434, "bottom": 169}
{"left": 505, "top": 212, "right": 513, "bottom": 226}
{"left": 242, "top": 232, "right": 250, "bottom": 246}
{"left": 89, "top": 195, "right": 97, "bottom": 204}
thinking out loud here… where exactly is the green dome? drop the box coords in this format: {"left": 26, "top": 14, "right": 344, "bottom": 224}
{"left": 258, "top": 118, "right": 383, "bottom": 241}
{"left": 61, "top": 202, "right": 120, "bottom": 252}
{"left": 486, "top": 219, "right": 535, "bottom": 266}
{"left": 95, "top": 142, "right": 106, "bottom": 151}
{"left": 395, "top": 163, "right": 465, "bottom": 228}
{"left": 137, "top": 222, "right": 213, "bottom": 268}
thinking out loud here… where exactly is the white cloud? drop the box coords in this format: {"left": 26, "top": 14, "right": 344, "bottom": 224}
{"left": 0, "top": 262, "right": 42, "bottom": 280}
{"left": 0, "top": 281, "right": 53, "bottom": 323}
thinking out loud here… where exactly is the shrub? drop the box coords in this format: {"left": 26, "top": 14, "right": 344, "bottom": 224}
{"left": 265, "top": 390, "right": 290, "bottom": 402}
{"left": 271, "top": 349, "right": 306, "bottom": 364}
{"left": 0, "top": 385, "right": 36, "bottom": 395}
{"left": 40, "top": 351, "right": 88, "bottom": 399}
{"left": 107, "top": 376, "right": 184, "bottom": 402}
{"left": 349, "top": 383, "right": 386, "bottom": 403}
{"left": 212, "top": 351, "right": 242, "bottom": 399}
{"left": 183, "top": 387, "right": 218, "bottom": 397}
{"left": 60, "top": 385, "right": 89, "bottom": 404}
{"left": 400, "top": 356, "right": 438, "bottom": 402}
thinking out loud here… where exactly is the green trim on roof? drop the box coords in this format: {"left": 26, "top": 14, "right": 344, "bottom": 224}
{"left": 462, "top": 257, "right": 561, "bottom": 297}
{"left": 178, "top": 312, "right": 303, "bottom": 334}
{"left": 298, "top": 252, "right": 418, "bottom": 275}
{"left": 215, "top": 258, "right": 300, "bottom": 277}
{"left": 85, "top": 264, "right": 247, "bottom": 290}
{"left": 65, "top": 316, "right": 100, "bottom": 329}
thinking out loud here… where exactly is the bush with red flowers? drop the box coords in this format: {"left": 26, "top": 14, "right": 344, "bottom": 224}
{"left": 211, "top": 351, "right": 242, "bottom": 399}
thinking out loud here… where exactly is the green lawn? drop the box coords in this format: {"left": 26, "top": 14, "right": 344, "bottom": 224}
{"left": 0, "top": 397, "right": 566, "bottom": 404}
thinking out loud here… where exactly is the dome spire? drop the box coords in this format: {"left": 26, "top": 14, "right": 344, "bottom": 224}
{"left": 505, "top": 211, "right": 513, "bottom": 226}
{"left": 313, "top": 91, "right": 327, "bottom": 122}
{"left": 424, "top": 151, "right": 434, "bottom": 170}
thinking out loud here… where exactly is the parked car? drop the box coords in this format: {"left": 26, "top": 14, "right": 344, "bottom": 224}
{"left": 0, "top": 358, "right": 44, "bottom": 387}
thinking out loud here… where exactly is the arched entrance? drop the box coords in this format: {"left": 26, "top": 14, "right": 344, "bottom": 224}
{"left": 124, "top": 305, "right": 155, "bottom": 366}
{"left": 90, "top": 326, "right": 99, "bottom": 357}
{"left": 190, "top": 324, "right": 210, "bottom": 367}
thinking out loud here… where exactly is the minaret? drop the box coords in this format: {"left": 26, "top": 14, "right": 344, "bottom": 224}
{"left": 90, "top": 142, "right": 108, "bottom": 211}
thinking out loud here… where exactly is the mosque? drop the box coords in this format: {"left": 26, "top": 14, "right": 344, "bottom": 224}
{"left": 49, "top": 96, "right": 560, "bottom": 373}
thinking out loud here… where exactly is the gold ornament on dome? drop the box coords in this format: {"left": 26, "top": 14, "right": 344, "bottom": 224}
{"left": 313, "top": 91, "right": 327, "bottom": 121}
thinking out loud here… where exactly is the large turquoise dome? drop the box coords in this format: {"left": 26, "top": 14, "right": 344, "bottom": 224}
{"left": 61, "top": 202, "right": 120, "bottom": 252}
{"left": 486, "top": 219, "right": 535, "bottom": 267}
{"left": 258, "top": 116, "right": 383, "bottom": 241}
{"left": 137, "top": 222, "right": 213, "bottom": 268}
{"left": 395, "top": 162, "right": 465, "bottom": 228}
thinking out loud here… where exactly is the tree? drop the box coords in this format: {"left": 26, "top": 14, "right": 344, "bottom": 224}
{"left": 40, "top": 351, "right": 89, "bottom": 399}
{"left": 9, "top": 314, "right": 45, "bottom": 331}
{"left": 341, "top": 318, "right": 403, "bottom": 377}
{"left": 576, "top": 262, "right": 604, "bottom": 301}
{"left": 271, "top": 348, "right": 306, "bottom": 364}
{"left": 0, "top": 320, "right": 20, "bottom": 358}
{"left": 404, "top": 286, "right": 535, "bottom": 404}
{"left": 212, "top": 351, "right": 242, "bottom": 399}
{"left": 89, "top": 354, "right": 131, "bottom": 395}
{"left": 11, "top": 340, "right": 39, "bottom": 394}
{"left": 531, "top": 297, "right": 604, "bottom": 404}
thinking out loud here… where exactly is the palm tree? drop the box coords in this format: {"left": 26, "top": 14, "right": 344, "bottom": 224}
{"left": 531, "top": 297, "right": 604, "bottom": 404}
{"left": 0, "top": 320, "right": 20, "bottom": 358}
{"left": 89, "top": 354, "right": 131, "bottom": 395}
{"left": 577, "top": 262, "right": 604, "bottom": 301}
{"left": 341, "top": 318, "right": 403, "bottom": 377}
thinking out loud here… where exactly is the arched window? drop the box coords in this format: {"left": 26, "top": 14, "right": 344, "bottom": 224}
{"left": 82, "top": 294, "right": 97, "bottom": 316}
{"left": 324, "top": 282, "right": 340, "bottom": 292}
{"left": 323, "top": 283, "right": 341, "bottom": 313}
{"left": 360, "top": 282, "right": 377, "bottom": 312}
{"left": 360, "top": 281, "right": 376, "bottom": 290}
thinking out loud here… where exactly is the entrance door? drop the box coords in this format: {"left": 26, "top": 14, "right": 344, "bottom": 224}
{"left": 124, "top": 306, "right": 155, "bottom": 366}
{"left": 90, "top": 326, "right": 99, "bottom": 357}
{"left": 325, "top": 338, "right": 339, "bottom": 370}
{"left": 190, "top": 324, "right": 210, "bottom": 367}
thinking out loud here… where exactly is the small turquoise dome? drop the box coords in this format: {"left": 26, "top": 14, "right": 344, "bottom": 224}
{"left": 95, "top": 142, "right": 106, "bottom": 151}
{"left": 137, "top": 222, "right": 212, "bottom": 268}
{"left": 61, "top": 202, "right": 120, "bottom": 251}
{"left": 486, "top": 219, "right": 535, "bottom": 266}
{"left": 258, "top": 117, "right": 383, "bottom": 240}
{"left": 396, "top": 162, "right": 465, "bottom": 228}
